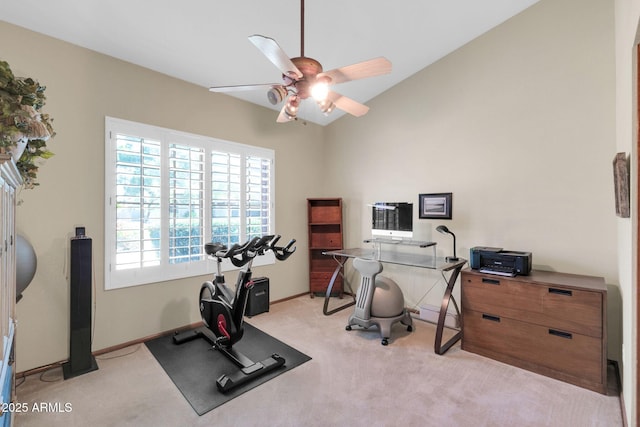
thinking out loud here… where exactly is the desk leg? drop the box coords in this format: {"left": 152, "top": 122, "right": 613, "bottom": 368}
{"left": 323, "top": 256, "right": 356, "bottom": 316}
{"left": 434, "top": 264, "right": 464, "bottom": 355}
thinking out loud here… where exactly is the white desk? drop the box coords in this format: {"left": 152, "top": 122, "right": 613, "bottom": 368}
{"left": 322, "top": 247, "right": 467, "bottom": 355}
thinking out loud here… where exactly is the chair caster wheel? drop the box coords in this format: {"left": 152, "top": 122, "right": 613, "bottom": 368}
{"left": 381, "top": 338, "right": 388, "bottom": 346}
{"left": 407, "top": 325, "right": 413, "bottom": 332}
{"left": 345, "top": 325, "right": 352, "bottom": 331}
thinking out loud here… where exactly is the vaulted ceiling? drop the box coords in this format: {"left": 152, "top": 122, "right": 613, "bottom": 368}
{"left": 2, "top": 0, "right": 539, "bottom": 125}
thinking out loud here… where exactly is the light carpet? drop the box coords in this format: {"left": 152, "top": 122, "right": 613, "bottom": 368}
{"left": 15, "top": 295, "right": 622, "bottom": 426}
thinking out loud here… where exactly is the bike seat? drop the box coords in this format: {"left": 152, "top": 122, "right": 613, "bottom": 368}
{"left": 205, "top": 242, "right": 227, "bottom": 256}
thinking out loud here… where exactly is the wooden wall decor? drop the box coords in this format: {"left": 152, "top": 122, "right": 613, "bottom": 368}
{"left": 613, "top": 152, "right": 630, "bottom": 218}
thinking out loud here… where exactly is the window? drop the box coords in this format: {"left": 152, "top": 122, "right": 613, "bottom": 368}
{"left": 104, "top": 117, "right": 274, "bottom": 290}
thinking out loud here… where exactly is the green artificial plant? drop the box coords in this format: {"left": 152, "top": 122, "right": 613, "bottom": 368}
{"left": 0, "top": 60, "right": 54, "bottom": 188}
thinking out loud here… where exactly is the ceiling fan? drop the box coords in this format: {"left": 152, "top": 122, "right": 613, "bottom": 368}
{"left": 208, "top": 0, "right": 392, "bottom": 123}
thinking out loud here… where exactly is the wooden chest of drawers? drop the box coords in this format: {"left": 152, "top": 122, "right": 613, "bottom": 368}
{"left": 461, "top": 269, "right": 607, "bottom": 394}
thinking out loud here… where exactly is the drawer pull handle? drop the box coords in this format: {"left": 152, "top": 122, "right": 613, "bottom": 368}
{"left": 482, "top": 313, "right": 501, "bottom": 322}
{"left": 548, "top": 329, "right": 572, "bottom": 339}
{"left": 549, "top": 288, "right": 572, "bottom": 296}
{"left": 481, "top": 278, "right": 500, "bottom": 285}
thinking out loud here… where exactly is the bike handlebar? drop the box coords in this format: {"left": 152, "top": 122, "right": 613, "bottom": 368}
{"left": 269, "top": 235, "right": 297, "bottom": 261}
{"left": 210, "top": 234, "right": 296, "bottom": 267}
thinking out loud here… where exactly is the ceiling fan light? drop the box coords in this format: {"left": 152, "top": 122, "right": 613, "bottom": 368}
{"left": 284, "top": 109, "right": 297, "bottom": 121}
{"left": 284, "top": 96, "right": 300, "bottom": 120}
{"left": 267, "top": 85, "right": 287, "bottom": 105}
{"left": 318, "top": 99, "right": 335, "bottom": 115}
{"left": 311, "top": 81, "right": 329, "bottom": 102}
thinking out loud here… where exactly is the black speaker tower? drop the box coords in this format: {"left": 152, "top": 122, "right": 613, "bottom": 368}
{"left": 62, "top": 228, "right": 98, "bottom": 379}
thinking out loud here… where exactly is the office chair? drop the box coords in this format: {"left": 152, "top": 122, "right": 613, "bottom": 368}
{"left": 346, "top": 257, "right": 413, "bottom": 345}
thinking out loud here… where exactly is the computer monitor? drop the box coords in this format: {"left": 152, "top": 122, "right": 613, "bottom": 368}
{"left": 371, "top": 202, "right": 413, "bottom": 240}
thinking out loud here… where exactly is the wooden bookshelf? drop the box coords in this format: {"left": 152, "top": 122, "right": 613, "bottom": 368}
{"left": 307, "top": 198, "right": 343, "bottom": 297}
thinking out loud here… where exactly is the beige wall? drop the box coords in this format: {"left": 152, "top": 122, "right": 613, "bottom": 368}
{"left": 615, "top": 0, "right": 640, "bottom": 423}
{"left": 0, "top": 21, "right": 326, "bottom": 372}
{"left": 328, "top": 0, "right": 616, "bottom": 277}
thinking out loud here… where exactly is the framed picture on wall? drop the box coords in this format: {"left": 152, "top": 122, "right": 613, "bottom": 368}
{"left": 419, "top": 193, "right": 452, "bottom": 219}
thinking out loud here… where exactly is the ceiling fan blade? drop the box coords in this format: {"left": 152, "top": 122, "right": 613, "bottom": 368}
{"left": 249, "top": 35, "right": 303, "bottom": 80}
{"left": 327, "top": 91, "right": 370, "bottom": 117}
{"left": 209, "top": 83, "right": 281, "bottom": 93}
{"left": 319, "top": 57, "right": 392, "bottom": 85}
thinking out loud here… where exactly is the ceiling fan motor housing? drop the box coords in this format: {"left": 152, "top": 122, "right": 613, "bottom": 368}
{"left": 290, "top": 57, "right": 324, "bottom": 99}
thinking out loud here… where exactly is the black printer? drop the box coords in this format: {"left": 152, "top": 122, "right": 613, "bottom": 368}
{"left": 469, "top": 247, "right": 532, "bottom": 276}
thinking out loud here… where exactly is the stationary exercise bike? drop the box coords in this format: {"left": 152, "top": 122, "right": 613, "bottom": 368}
{"left": 173, "top": 234, "right": 296, "bottom": 393}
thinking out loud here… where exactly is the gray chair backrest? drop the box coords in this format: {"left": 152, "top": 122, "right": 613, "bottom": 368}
{"left": 352, "top": 258, "right": 383, "bottom": 320}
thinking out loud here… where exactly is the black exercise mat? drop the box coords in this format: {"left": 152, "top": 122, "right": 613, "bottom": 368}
{"left": 145, "top": 323, "right": 311, "bottom": 415}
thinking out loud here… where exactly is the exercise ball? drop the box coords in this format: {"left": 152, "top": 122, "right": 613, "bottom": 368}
{"left": 16, "top": 234, "right": 37, "bottom": 301}
{"left": 371, "top": 276, "right": 405, "bottom": 318}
